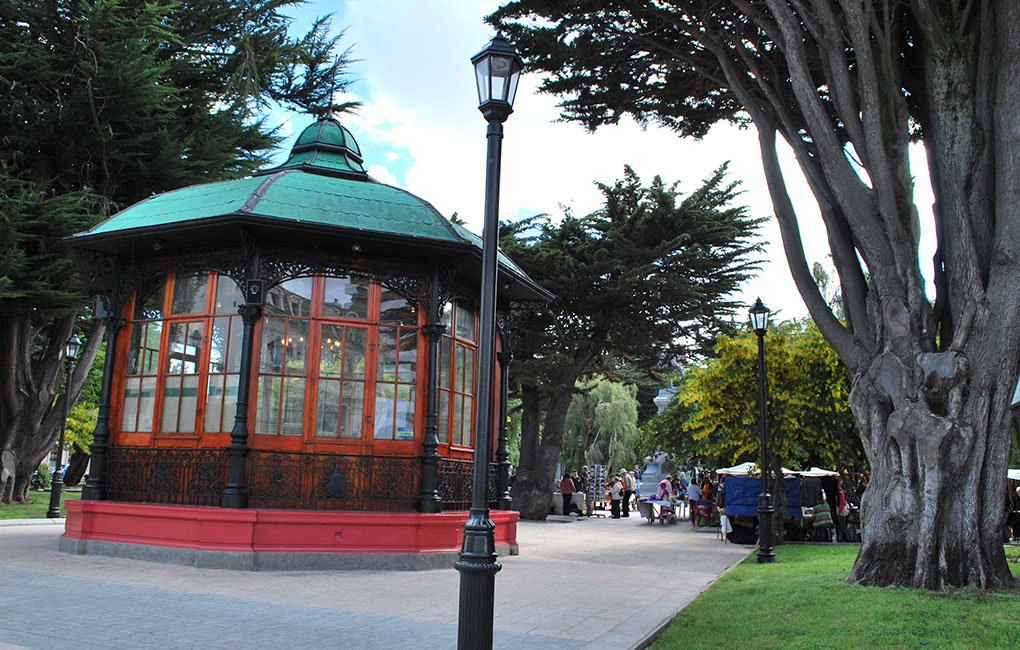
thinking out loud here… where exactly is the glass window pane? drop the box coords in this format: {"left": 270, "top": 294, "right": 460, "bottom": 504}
{"left": 284, "top": 319, "right": 308, "bottom": 376}
{"left": 377, "top": 327, "right": 397, "bottom": 382}
{"left": 171, "top": 273, "right": 208, "bottom": 315}
{"left": 374, "top": 383, "right": 395, "bottom": 439}
{"left": 214, "top": 275, "right": 244, "bottom": 314}
{"left": 178, "top": 375, "right": 199, "bottom": 433}
{"left": 439, "top": 337, "right": 452, "bottom": 389}
{"left": 255, "top": 376, "right": 281, "bottom": 434}
{"left": 320, "top": 324, "right": 345, "bottom": 378}
{"left": 460, "top": 345, "right": 474, "bottom": 393}
{"left": 205, "top": 374, "right": 225, "bottom": 432}
{"left": 281, "top": 377, "right": 305, "bottom": 435}
{"left": 322, "top": 276, "right": 370, "bottom": 319}
{"left": 261, "top": 317, "right": 286, "bottom": 374}
{"left": 341, "top": 381, "right": 364, "bottom": 439}
{"left": 166, "top": 321, "right": 204, "bottom": 375}
{"left": 137, "top": 377, "right": 156, "bottom": 432}
{"left": 453, "top": 393, "right": 464, "bottom": 446}
{"left": 395, "top": 385, "right": 415, "bottom": 440}
{"left": 127, "top": 322, "right": 162, "bottom": 376}
{"left": 440, "top": 302, "right": 452, "bottom": 328}
{"left": 121, "top": 378, "right": 140, "bottom": 432}
{"left": 161, "top": 376, "right": 182, "bottom": 432}
{"left": 316, "top": 379, "right": 341, "bottom": 437}
{"left": 133, "top": 276, "right": 165, "bottom": 320}
{"left": 345, "top": 327, "right": 367, "bottom": 378}
{"left": 463, "top": 395, "right": 474, "bottom": 448}
{"left": 380, "top": 288, "right": 416, "bottom": 325}
{"left": 456, "top": 302, "right": 475, "bottom": 340}
{"left": 455, "top": 343, "right": 466, "bottom": 390}
{"left": 398, "top": 329, "right": 418, "bottom": 382}
{"left": 265, "top": 277, "right": 313, "bottom": 317}
{"left": 438, "top": 391, "right": 450, "bottom": 444}
{"left": 209, "top": 317, "right": 231, "bottom": 373}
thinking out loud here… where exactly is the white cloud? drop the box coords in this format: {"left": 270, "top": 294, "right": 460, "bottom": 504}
{"left": 291, "top": 0, "right": 936, "bottom": 321}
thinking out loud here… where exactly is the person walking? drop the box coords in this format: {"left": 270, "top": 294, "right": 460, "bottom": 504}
{"left": 687, "top": 479, "right": 702, "bottom": 527}
{"left": 559, "top": 472, "right": 576, "bottom": 516}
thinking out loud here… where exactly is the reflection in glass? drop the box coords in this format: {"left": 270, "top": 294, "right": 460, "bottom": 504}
{"left": 265, "top": 277, "right": 313, "bottom": 317}
{"left": 166, "top": 321, "right": 204, "bottom": 375}
{"left": 133, "top": 275, "right": 166, "bottom": 320}
{"left": 322, "top": 276, "right": 369, "bottom": 319}
{"left": 380, "top": 289, "right": 416, "bottom": 325}
{"left": 171, "top": 273, "right": 208, "bottom": 314}
{"left": 214, "top": 275, "right": 244, "bottom": 315}
{"left": 455, "top": 302, "right": 475, "bottom": 340}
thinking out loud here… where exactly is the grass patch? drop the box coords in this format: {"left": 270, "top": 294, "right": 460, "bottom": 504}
{"left": 0, "top": 489, "right": 81, "bottom": 520}
{"left": 651, "top": 544, "right": 1020, "bottom": 650}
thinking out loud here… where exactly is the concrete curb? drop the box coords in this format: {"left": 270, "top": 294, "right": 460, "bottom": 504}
{"left": 0, "top": 518, "right": 65, "bottom": 527}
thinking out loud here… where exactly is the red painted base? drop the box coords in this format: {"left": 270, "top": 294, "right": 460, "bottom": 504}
{"left": 62, "top": 501, "right": 518, "bottom": 567}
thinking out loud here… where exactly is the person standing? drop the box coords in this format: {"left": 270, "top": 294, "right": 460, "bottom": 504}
{"left": 836, "top": 484, "right": 851, "bottom": 541}
{"left": 622, "top": 471, "right": 636, "bottom": 516}
{"left": 608, "top": 477, "right": 624, "bottom": 518}
{"left": 559, "top": 472, "right": 576, "bottom": 516}
{"left": 580, "top": 466, "right": 594, "bottom": 516}
{"left": 687, "top": 479, "right": 701, "bottom": 527}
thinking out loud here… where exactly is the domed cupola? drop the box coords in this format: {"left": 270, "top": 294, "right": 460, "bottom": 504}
{"left": 258, "top": 116, "right": 368, "bottom": 180}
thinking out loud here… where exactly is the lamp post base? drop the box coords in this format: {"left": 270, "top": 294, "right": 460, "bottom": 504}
{"left": 47, "top": 471, "right": 65, "bottom": 518}
{"left": 757, "top": 491, "right": 775, "bottom": 563}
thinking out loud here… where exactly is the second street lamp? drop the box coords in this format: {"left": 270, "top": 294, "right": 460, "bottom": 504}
{"left": 47, "top": 334, "right": 83, "bottom": 518}
{"left": 749, "top": 298, "right": 775, "bottom": 563}
{"left": 456, "top": 34, "right": 523, "bottom": 650}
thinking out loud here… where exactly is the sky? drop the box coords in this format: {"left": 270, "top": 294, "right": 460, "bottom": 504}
{"left": 276, "top": 0, "right": 937, "bottom": 322}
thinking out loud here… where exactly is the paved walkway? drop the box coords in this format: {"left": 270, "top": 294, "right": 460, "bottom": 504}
{"left": 0, "top": 513, "right": 751, "bottom": 650}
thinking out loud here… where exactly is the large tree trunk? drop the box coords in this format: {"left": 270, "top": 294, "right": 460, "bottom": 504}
{"left": 847, "top": 343, "right": 1014, "bottom": 589}
{"left": 511, "top": 381, "right": 576, "bottom": 520}
{"left": 0, "top": 314, "right": 102, "bottom": 503}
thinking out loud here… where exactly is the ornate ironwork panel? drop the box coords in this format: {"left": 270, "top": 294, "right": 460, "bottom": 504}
{"left": 105, "top": 447, "right": 227, "bottom": 506}
{"left": 246, "top": 451, "right": 421, "bottom": 511}
{"left": 437, "top": 459, "right": 500, "bottom": 511}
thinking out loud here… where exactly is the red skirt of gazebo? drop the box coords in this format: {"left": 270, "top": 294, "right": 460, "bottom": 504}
{"left": 61, "top": 500, "right": 519, "bottom": 570}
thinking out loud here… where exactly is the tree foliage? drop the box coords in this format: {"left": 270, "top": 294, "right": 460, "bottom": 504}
{"left": 491, "top": 1, "right": 1020, "bottom": 588}
{"left": 561, "top": 377, "right": 641, "bottom": 474}
{"left": 645, "top": 320, "right": 865, "bottom": 475}
{"left": 503, "top": 165, "right": 762, "bottom": 519}
{"left": 0, "top": 0, "right": 353, "bottom": 503}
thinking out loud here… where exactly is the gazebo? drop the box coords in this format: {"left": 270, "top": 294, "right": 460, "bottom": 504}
{"left": 60, "top": 116, "right": 550, "bottom": 569}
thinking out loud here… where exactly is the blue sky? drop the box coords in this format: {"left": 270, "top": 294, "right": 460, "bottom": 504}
{"left": 271, "top": 0, "right": 936, "bottom": 322}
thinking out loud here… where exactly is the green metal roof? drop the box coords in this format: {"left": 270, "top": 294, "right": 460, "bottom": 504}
{"left": 84, "top": 169, "right": 461, "bottom": 243}
{"left": 68, "top": 116, "right": 553, "bottom": 302}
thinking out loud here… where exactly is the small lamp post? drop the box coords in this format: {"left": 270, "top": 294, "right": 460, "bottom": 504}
{"left": 456, "top": 34, "right": 523, "bottom": 650}
{"left": 749, "top": 298, "right": 775, "bottom": 563}
{"left": 47, "top": 334, "right": 82, "bottom": 518}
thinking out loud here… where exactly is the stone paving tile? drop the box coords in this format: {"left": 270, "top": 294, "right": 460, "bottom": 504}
{"left": 0, "top": 513, "right": 751, "bottom": 649}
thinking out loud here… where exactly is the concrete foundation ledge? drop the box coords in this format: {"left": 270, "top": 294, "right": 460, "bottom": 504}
{"left": 59, "top": 536, "right": 518, "bottom": 570}
{"left": 61, "top": 500, "right": 519, "bottom": 570}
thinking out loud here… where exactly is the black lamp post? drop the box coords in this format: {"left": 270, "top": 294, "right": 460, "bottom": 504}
{"left": 749, "top": 298, "right": 775, "bottom": 563}
{"left": 47, "top": 334, "right": 82, "bottom": 518}
{"left": 456, "top": 34, "right": 523, "bottom": 650}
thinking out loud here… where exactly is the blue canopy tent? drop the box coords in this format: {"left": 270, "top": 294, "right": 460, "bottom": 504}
{"left": 723, "top": 475, "right": 802, "bottom": 517}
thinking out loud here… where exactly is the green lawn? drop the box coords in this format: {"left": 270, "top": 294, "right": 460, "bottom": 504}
{"left": 0, "top": 489, "right": 81, "bottom": 520}
{"left": 651, "top": 544, "right": 1020, "bottom": 650}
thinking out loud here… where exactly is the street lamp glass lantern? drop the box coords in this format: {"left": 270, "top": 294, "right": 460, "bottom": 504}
{"left": 65, "top": 335, "right": 83, "bottom": 362}
{"left": 749, "top": 298, "right": 770, "bottom": 335}
{"left": 471, "top": 34, "right": 524, "bottom": 109}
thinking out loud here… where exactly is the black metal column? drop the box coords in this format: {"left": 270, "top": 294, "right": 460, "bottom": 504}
{"left": 221, "top": 277, "right": 264, "bottom": 509}
{"left": 495, "top": 350, "right": 512, "bottom": 510}
{"left": 82, "top": 301, "right": 126, "bottom": 501}
{"left": 47, "top": 349, "right": 76, "bottom": 517}
{"left": 456, "top": 118, "right": 505, "bottom": 650}
{"left": 418, "top": 274, "right": 445, "bottom": 513}
{"left": 755, "top": 330, "right": 775, "bottom": 563}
